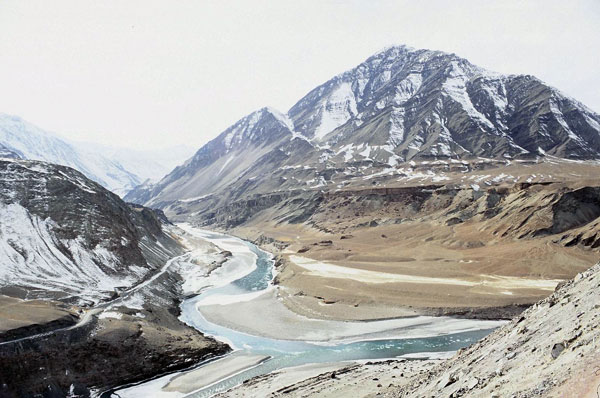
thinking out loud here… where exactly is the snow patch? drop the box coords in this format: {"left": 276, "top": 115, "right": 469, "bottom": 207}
{"left": 0, "top": 203, "right": 146, "bottom": 303}
{"left": 314, "top": 82, "right": 358, "bottom": 140}
{"left": 394, "top": 73, "right": 422, "bottom": 104}
{"left": 442, "top": 62, "right": 495, "bottom": 130}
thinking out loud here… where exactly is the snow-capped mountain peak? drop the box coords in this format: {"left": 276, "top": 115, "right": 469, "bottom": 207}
{"left": 126, "top": 45, "right": 600, "bottom": 208}
{"left": 0, "top": 114, "right": 141, "bottom": 195}
{"left": 0, "top": 114, "right": 195, "bottom": 196}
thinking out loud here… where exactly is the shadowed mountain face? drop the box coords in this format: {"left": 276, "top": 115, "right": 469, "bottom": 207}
{"left": 125, "top": 45, "right": 600, "bottom": 209}
{"left": 0, "top": 158, "right": 184, "bottom": 305}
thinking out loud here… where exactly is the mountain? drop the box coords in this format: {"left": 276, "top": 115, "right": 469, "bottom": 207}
{"left": 0, "top": 143, "right": 20, "bottom": 159}
{"left": 125, "top": 107, "right": 301, "bottom": 206}
{"left": 0, "top": 113, "right": 142, "bottom": 195}
{"left": 73, "top": 142, "right": 196, "bottom": 183}
{"left": 0, "top": 157, "right": 184, "bottom": 305}
{"left": 126, "top": 45, "right": 600, "bottom": 209}
{"left": 0, "top": 157, "right": 229, "bottom": 398}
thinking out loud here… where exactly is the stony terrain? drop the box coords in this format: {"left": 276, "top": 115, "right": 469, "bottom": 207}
{"left": 375, "top": 262, "right": 600, "bottom": 398}
{"left": 217, "top": 359, "right": 440, "bottom": 398}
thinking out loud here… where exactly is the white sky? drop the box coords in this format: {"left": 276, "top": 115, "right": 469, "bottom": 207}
{"left": 0, "top": 0, "right": 598, "bottom": 150}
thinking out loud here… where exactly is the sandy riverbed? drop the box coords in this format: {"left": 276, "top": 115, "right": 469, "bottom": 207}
{"left": 198, "top": 287, "right": 505, "bottom": 343}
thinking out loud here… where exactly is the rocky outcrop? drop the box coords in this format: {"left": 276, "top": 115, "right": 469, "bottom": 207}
{"left": 175, "top": 181, "right": 600, "bottom": 253}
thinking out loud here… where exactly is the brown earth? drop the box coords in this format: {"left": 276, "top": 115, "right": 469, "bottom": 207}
{"left": 203, "top": 162, "right": 600, "bottom": 320}
{"left": 0, "top": 296, "right": 78, "bottom": 340}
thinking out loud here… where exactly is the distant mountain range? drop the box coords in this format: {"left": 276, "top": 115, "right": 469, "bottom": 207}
{"left": 125, "top": 45, "right": 600, "bottom": 207}
{"left": 0, "top": 113, "right": 194, "bottom": 196}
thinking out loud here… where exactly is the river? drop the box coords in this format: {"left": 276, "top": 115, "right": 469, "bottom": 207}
{"left": 114, "top": 226, "right": 503, "bottom": 397}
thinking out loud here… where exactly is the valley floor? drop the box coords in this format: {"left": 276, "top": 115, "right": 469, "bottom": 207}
{"left": 230, "top": 220, "right": 597, "bottom": 321}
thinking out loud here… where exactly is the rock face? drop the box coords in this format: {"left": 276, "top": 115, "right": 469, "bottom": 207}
{"left": 152, "top": 181, "right": 600, "bottom": 253}
{"left": 0, "top": 113, "right": 142, "bottom": 195}
{"left": 375, "top": 262, "right": 600, "bottom": 398}
{"left": 126, "top": 45, "right": 600, "bottom": 209}
{"left": 0, "top": 158, "right": 184, "bottom": 305}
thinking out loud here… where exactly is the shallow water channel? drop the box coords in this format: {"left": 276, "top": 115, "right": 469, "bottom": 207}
{"left": 117, "top": 228, "right": 498, "bottom": 397}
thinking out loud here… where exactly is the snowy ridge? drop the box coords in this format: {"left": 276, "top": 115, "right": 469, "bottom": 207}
{"left": 221, "top": 107, "right": 297, "bottom": 151}
{"left": 0, "top": 113, "right": 142, "bottom": 195}
{"left": 313, "top": 82, "right": 358, "bottom": 140}
{"left": 127, "top": 45, "right": 600, "bottom": 208}
{"left": 74, "top": 142, "right": 196, "bottom": 184}
{"left": 0, "top": 202, "right": 145, "bottom": 303}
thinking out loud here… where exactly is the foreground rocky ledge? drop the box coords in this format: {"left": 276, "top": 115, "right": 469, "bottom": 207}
{"left": 0, "top": 308, "right": 229, "bottom": 398}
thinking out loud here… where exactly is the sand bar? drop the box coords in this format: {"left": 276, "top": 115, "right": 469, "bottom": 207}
{"left": 163, "top": 352, "right": 270, "bottom": 393}
{"left": 289, "top": 255, "right": 561, "bottom": 291}
{"left": 198, "top": 288, "right": 505, "bottom": 342}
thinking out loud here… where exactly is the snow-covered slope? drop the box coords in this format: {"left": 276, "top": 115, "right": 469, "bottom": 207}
{"left": 74, "top": 142, "right": 195, "bottom": 183}
{"left": 125, "top": 107, "right": 298, "bottom": 205}
{"left": 0, "top": 114, "right": 141, "bottom": 195}
{"left": 0, "top": 143, "right": 20, "bottom": 159}
{"left": 0, "top": 158, "right": 184, "bottom": 305}
{"left": 126, "top": 45, "right": 600, "bottom": 210}
{"left": 288, "top": 45, "right": 600, "bottom": 161}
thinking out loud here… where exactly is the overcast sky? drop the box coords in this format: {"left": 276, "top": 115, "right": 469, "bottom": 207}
{"left": 0, "top": 0, "right": 598, "bottom": 150}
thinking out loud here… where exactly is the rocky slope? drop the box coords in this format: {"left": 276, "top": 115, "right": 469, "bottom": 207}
{"left": 0, "top": 158, "right": 184, "bottom": 305}
{"left": 374, "top": 261, "right": 600, "bottom": 398}
{"left": 165, "top": 180, "right": 600, "bottom": 253}
{"left": 126, "top": 45, "right": 600, "bottom": 209}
